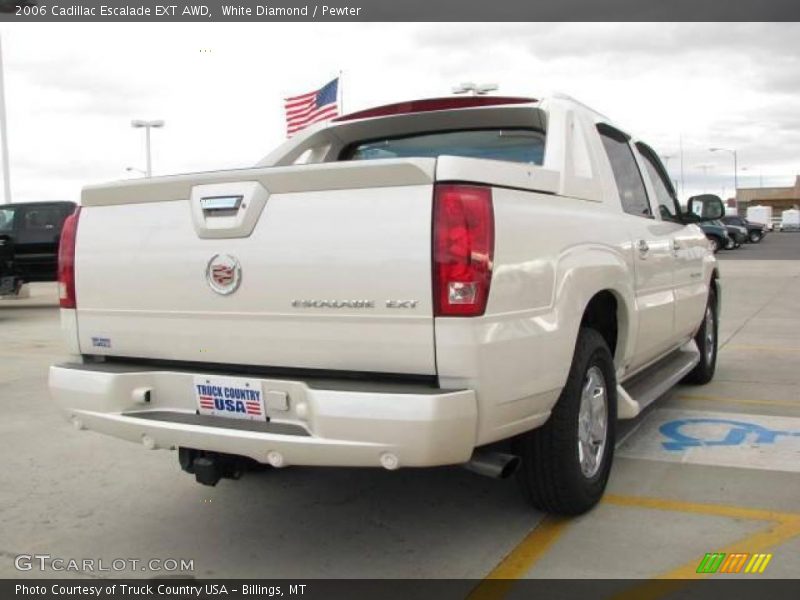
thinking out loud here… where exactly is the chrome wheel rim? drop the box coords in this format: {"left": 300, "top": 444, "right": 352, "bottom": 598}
{"left": 578, "top": 365, "right": 608, "bottom": 479}
{"left": 705, "top": 305, "right": 715, "bottom": 365}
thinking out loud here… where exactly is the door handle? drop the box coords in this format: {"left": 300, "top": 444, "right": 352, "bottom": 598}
{"left": 637, "top": 239, "right": 650, "bottom": 257}
{"left": 672, "top": 239, "right": 681, "bottom": 255}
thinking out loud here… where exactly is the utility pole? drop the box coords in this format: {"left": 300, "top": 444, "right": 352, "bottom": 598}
{"left": 0, "top": 34, "right": 12, "bottom": 204}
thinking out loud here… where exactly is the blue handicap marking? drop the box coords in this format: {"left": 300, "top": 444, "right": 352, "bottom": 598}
{"left": 659, "top": 418, "right": 800, "bottom": 451}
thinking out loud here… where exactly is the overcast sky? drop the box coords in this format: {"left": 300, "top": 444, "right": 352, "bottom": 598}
{"left": 2, "top": 22, "right": 799, "bottom": 203}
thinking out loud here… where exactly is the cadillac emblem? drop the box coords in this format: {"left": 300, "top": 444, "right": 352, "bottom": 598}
{"left": 206, "top": 254, "right": 242, "bottom": 295}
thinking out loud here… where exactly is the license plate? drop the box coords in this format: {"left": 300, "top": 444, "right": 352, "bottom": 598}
{"left": 193, "top": 375, "right": 266, "bottom": 421}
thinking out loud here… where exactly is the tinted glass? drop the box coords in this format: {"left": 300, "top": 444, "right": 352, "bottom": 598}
{"left": 0, "top": 207, "right": 13, "bottom": 234}
{"left": 598, "top": 128, "right": 651, "bottom": 218}
{"left": 344, "top": 129, "right": 545, "bottom": 165}
{"left": 636, "top": 144, "right": 681, "bottom": 222}
{"left": 17, "top": 206, "right": 69, "bottom": 244}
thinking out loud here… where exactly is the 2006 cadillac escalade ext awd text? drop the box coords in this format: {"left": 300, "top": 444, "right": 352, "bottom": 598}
{"left": 49, "top": 95, "right": 724, "bottom": 515}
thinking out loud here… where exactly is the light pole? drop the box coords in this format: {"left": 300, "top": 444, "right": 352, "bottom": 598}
{"left": 0, "top": 34, "right": 11, "bottom": 204}
{"left": 710, "top": 146, "right": 738, "bottom": 199}
{"left": 131, "top": 119, "right": 164, "bottom": 177}
{"left": 452, "top": 82, "right": 499, "bottom": 96}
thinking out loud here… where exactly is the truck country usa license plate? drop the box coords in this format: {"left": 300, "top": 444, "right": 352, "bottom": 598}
{"left": 194, "top": 375, "right": 266, "bottom": 421}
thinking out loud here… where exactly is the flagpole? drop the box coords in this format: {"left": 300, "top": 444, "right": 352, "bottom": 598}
{"left": 338, "top": 70, "right": 344, "bottom": 115}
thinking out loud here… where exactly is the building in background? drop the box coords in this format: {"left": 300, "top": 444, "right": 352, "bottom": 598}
{"left": 736, "top": 176, "right": 800, "bottom": 217}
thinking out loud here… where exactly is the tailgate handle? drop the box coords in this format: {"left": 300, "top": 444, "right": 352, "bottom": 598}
{"left": 200, "top": 195, "right": 243, "bottom": 214}
{"left": 190, "top": 182, "right": 269, "bottom": 239}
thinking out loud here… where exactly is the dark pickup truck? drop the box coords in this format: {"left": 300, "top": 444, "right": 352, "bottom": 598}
{"left": 0, "top": 201, "right": 77, "bottom": 295}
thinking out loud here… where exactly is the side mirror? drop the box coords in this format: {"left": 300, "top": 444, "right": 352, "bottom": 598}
{"left": 686, "top": 194, "right": 725, "bottom": 222}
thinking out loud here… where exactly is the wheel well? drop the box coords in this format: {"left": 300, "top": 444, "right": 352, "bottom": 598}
{"left": 581, "top": 291, "right": 618, "bottom": 358}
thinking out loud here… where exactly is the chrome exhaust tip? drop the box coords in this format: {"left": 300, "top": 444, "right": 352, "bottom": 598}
{"left": 463, "top": 450, "right": 521, "bottom": 479}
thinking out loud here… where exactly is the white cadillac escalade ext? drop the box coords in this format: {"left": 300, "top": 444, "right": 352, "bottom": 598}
{"left": 49, "top": 95, "right": 724, "bottom": 515}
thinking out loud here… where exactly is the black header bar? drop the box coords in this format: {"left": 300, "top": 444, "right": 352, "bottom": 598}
{"left": 2, "top": 0, "right": 799, "bottom": 22}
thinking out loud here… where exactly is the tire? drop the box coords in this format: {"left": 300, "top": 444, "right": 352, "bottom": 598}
{"left": 748, "top": 231, "right": 762, "bottom": 243}
{"left": 683, "top": 287, "right": 718, "bottom": 385}
{"left": 512, "top": 328, "right": 616, "bottom": 515}
{"left": 708, "top": 236, "right": 721, "bottom": 253}
{"left": 724, "top": 236, "right": 735, "bottom": 250}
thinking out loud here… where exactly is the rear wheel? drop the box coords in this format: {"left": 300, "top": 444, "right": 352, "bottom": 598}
{"left": 708, "top": 236, "right": 721, "bottom": 253}
{"left": 748, "top": 230, "right": 763, "bottom": 243}
{"left": 513, "top": 328, "right": 616, "bottom": 515}
{"left": 683, "top": 288, "right": 718, "bottom": 385}
{"left": 724, "top": 236, "right": 735, "bottom": 250}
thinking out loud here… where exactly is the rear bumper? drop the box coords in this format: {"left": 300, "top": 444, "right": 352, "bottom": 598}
{"left": 48, "top": 362, "right": 478, "bottom": 469}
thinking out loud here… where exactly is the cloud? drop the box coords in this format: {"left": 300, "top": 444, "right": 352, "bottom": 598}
{"left": 1, "top": 23, "right": 798, "bottom": 203}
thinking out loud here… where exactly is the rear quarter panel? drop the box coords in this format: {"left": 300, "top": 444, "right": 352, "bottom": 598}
{"left": 435, "top": 187, "right": 636, "bottom": 445}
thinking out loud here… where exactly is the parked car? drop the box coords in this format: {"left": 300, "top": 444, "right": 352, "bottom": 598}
{"left": 0, "top": 232, "right": 16, "bottom": 296}
{"left": 721, "top": 221, "right": 747, "bottom": 249}
{"left": 0, "top": 201, "right": 77, "bottom": 293}
{"left": 49, "top": 95, "right": 724, "bottom": 516}
{"left": 722, "top": 215, "right": 767, "bottom": 243}
{"left": 699, "top": 220, "right": 730, "bottom": 253}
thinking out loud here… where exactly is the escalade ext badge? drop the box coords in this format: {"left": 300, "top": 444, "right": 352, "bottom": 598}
{"left": 205, "top": 254, "right": 242, "bottom": 295}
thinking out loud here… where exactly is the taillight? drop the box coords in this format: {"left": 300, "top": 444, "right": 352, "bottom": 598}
{"left": 58, "top": 207, "right": 80, "bottom": 309}
{"left": 433, "top": 184, "right": 494, "bottom": 317}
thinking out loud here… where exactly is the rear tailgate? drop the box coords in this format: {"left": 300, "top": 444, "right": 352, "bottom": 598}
{"left": 74, "top": 159, "right": 437, "bottom": 375}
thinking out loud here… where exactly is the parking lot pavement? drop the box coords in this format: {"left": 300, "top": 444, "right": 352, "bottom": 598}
{"left": 717, "top": 230, "right": 800, "bottom": 260}
{"left": 1, "top": 235, "right": 798, "bottom": 583}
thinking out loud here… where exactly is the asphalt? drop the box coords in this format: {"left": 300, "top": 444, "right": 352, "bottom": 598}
{"left": 0, "top": 233, "right": 798, "bottom": 584}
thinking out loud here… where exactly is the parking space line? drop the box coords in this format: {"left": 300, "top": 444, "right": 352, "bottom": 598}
{"left": 676, "top": 394, "right": 799, "bottom": 409}
{"left": 603, "top": 494, "right": 800, "bottom": 600}
{"left": 603, "top": 494, "right": 800, "bottom": 523}
{"left": 467, "top": 516, "right": 570, "bottom": 598}
{"left": 470, "top": 496, "right": 800, "bottom": 599}
{"left": 609, "top": 518, "right": 800, "bottom": 599}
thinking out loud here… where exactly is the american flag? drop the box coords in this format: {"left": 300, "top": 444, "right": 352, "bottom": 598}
{"left": 284, "top": 78, "right": 339, "bottom": 137}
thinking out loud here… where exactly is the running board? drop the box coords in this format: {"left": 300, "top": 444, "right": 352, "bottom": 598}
{"left": 617, "top": 342, "right": 701, "bottom": 419}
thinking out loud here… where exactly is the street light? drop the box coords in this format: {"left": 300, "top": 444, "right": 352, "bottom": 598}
{"left": 131, "top": 119, "right": 165, "bottom": 177}
{"left": 709, "top": 146, "right": 738, "bottom": 198}
{"left": 452, "top": 82, "right": 499, "bottom": 96}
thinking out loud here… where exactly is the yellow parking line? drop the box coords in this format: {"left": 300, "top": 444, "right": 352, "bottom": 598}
{"left": 676, "top": 394, "right": 799, "bottom": 409}
{"left": 609, "top": 518, "right": 800, "bottom": 599}
{"left": 603, "top": 495, "right": 800, "bottom": 600}
{"left": 603, "top": 494, "right": 800, "bottom": 523}
{"left": 467, "top": 516, "right": 570, "bottom": 599}
{"left": 470, "top": 496, "right": 800, "bottom": 600}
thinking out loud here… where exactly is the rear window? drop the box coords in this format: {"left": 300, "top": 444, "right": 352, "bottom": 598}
{"left": 341, "top": 129, "right": 545, "bottom": 165}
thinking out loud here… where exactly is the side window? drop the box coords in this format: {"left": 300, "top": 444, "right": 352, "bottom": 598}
{"left": 17, "top": 206, "right": 65, "bottom": 244}
{"left": 597, "top": 124, "right": 652, "bottom": 218}
{"left": 0, "top": 207, "right": 14, "bottom": 234}
{"left": 636, "top": 142, "right": 682, "bottom": 223}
